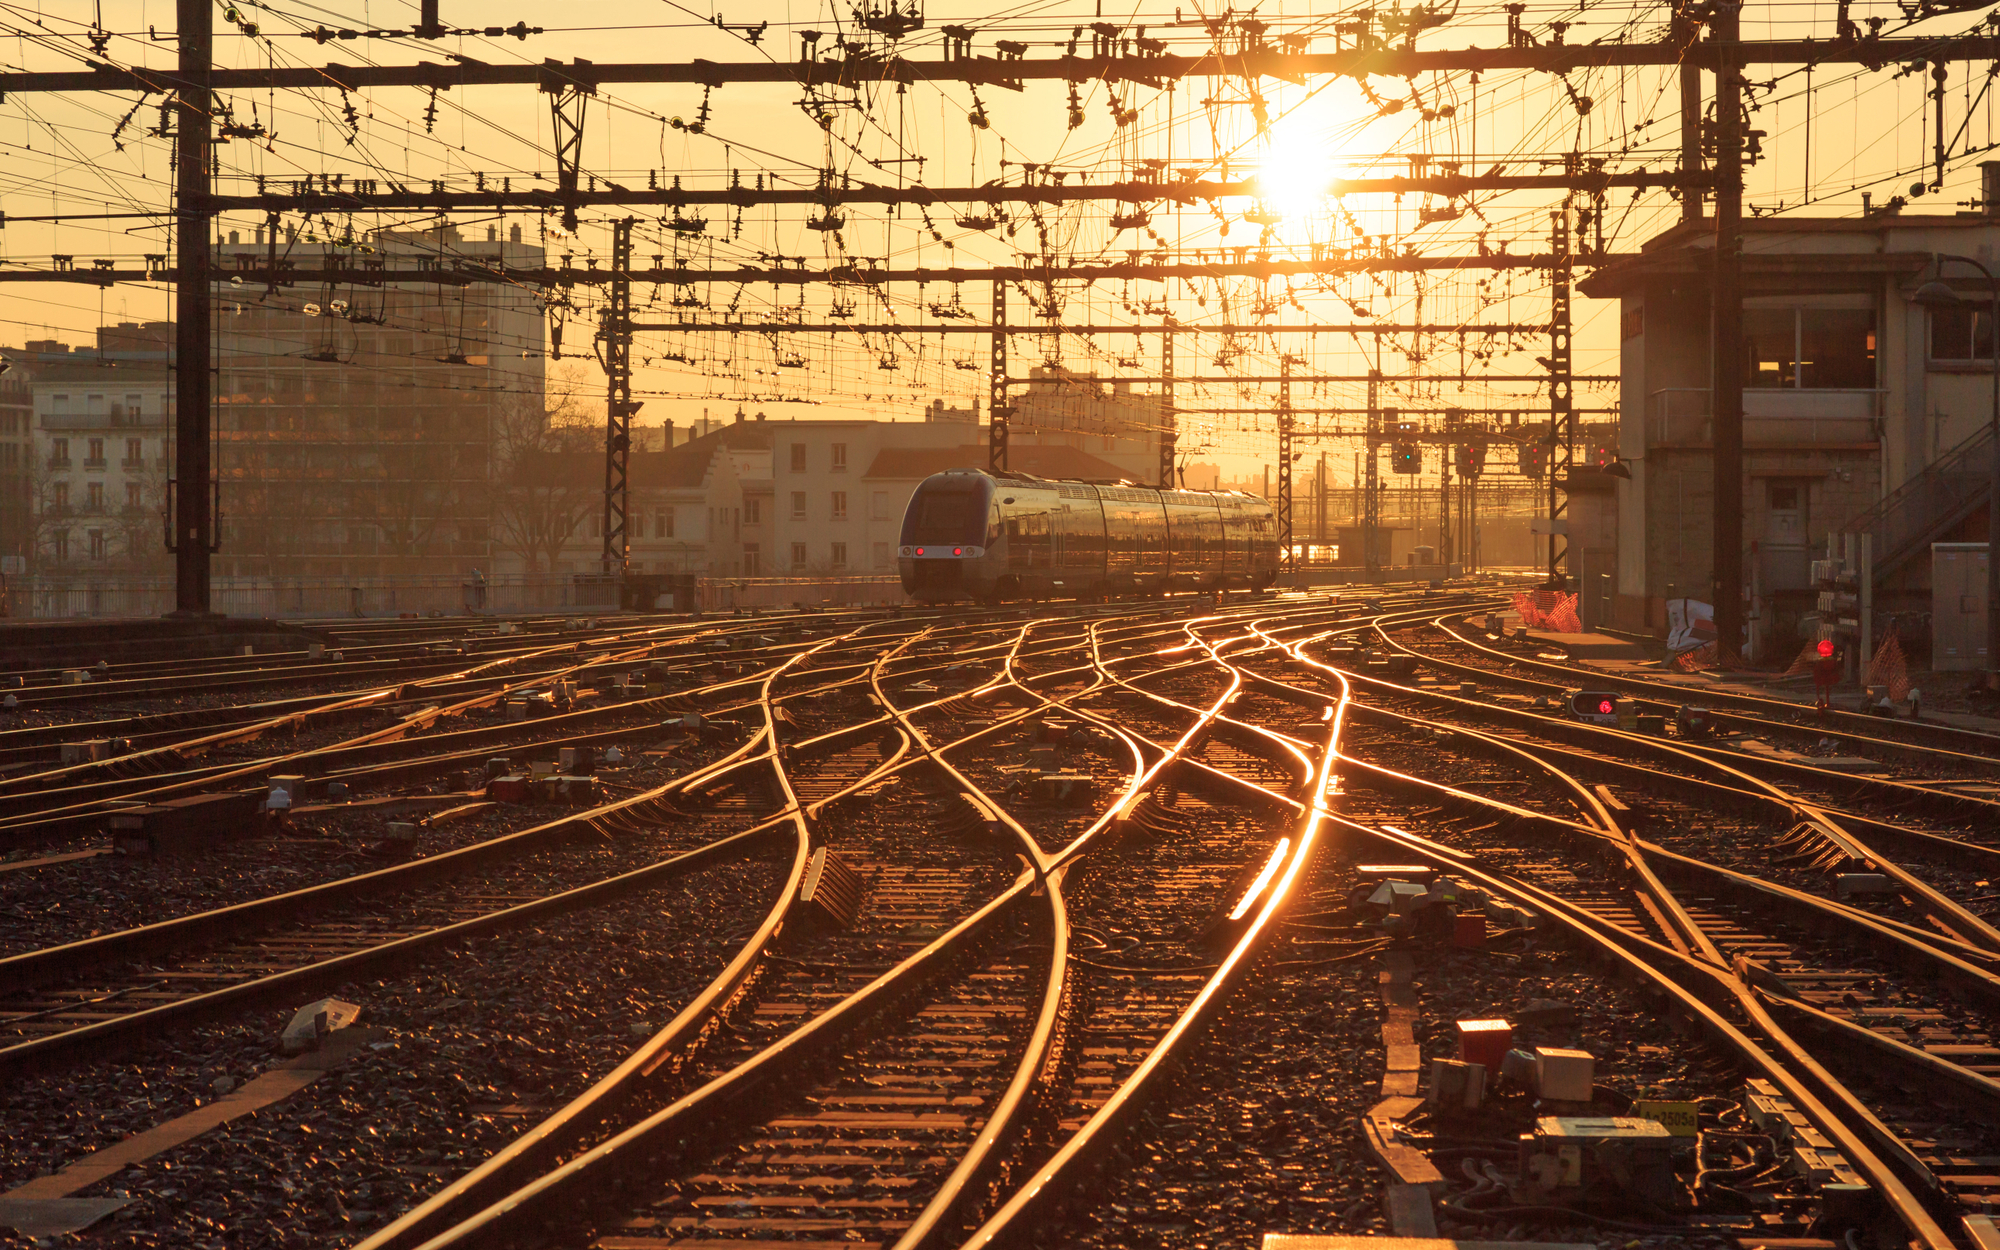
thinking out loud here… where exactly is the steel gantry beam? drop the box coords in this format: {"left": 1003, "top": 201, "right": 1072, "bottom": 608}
{"left": 11, "top": 32, "right": 2000, "bottom": 96}
{"left": 621, "top": 322, "right": 1556, "bottom": 336}
{"left": 0, "top": 252, "right": 1628, "bottom": 287}
{"left": 206, "top": 169, "right": 1694, "bottom": 215}
{"left": 1159, "top": 335, "right": 1176, "bottom": 489}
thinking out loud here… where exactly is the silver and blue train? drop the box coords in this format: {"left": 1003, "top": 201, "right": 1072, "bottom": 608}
{"left": 897, "top": 468, "right": 1281, "bottom": 602}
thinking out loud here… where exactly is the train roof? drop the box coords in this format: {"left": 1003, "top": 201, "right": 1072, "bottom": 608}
{"left": 931, "top": 467, "right": 1262, "bottom": 499}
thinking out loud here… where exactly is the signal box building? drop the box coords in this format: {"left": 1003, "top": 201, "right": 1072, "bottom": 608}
{"left": 1580, "top": 210, "right": 2000, "bottom": 655}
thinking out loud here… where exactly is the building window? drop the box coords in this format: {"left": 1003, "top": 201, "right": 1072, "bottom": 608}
{"left": 872, "top": 541, "right": 890, "bottom": 569}
{"left": 125, "top": 481, "right": 141, "bottom": 510}
{"left": 742, "top": 543, "right": 759, "bottom": 576}
{"left": 1745, "top": 304, "right": 1875, "bottom": 388}
{"left": 52, "top": 531, "right": 67, "bottom": 562}
{"left": 657, "top": 510, "right": 674, "bottom": 538}
{"left": 589, "top": 515, "right": 603, "bottom": 538}
{"left": 831, "top": 442, "right": 847, "bottom": 472}
{"left": 87, "top": 482, "right": 103, "bottom": 511}
{"left": 86, "top": 438, "right": 105, "bottom": 467}
{"left": 790, "top": 442, "right": 807, "bottom": 473}
{"left": 831, "top": 490, "right": 847, "bottom": 520}
{"left": 871, "top": 490, "right": 890, "bottom": 520}
{"left": 791, "top": 491, "right": 807, "bottom": 519}
{"left": 50, "top": 438, "right": 69, "bottom": 468}
{"left": 52, "top": 482, "right": 68, "bottom": 512}
{"left": 88, "top": 530, "right": 105, "bottom": 561}
{"left": 125, "top": 394, "right": 142, "bottom": 418}
{"left": 124, "top": 438, "right": 142, "bottom": 466}
{"left": 830, "top": 542, "right": 847, "bottom": 568}
{"left": 790, "top": 541, "right": 807, "bottom": 570}
{"left": 744, "top": 497, "right": 760, "bottom": 525}
{"left": 1932, "top": 304, "right": 1997, "bottom": 364}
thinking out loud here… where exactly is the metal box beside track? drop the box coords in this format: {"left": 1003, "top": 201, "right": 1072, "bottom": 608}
{"left": 108, "top": 791, "right": 263, "bottom": 856}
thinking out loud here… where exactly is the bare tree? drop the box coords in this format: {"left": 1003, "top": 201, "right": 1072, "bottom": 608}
{"left": 486, "top": 369, "right": 599, "bottom": 574}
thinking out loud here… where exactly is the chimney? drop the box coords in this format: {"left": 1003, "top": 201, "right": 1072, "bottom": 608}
{"left": 735, "top": 408, "right": 743, "bottom": 424}
{"left": 509, "top": 224, "right": 522, "bottom": 244}
{"left": 664, "top": 419, "right": 675, "bottom": 448}
{"left": 487, "top": 225, "right": 497, "bottom": 241}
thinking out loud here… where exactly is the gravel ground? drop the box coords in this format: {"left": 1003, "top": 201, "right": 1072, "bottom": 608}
{"left": 0, "top": 733, "right": 732, "bottom": 957}
{"left": 1043, "top": 844, "right": 1766, "bottom": 1250}
{"left": 0, "top": 854, "right": 785, "bottom": 1249}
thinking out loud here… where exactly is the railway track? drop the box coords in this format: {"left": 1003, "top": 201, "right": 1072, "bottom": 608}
{"left": 47, "top": 587, "right": 2000, "bottom": 1250}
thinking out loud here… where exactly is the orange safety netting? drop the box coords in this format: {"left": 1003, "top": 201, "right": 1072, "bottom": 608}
{"left": 1867, "top": 632, "right": 1912, "bottom": 703}
{"left": 1512, "top": 590, "right": 1582, "bottom": 634}
{"left": 1781, "top": 641, "right": 1821, "bottom": 678}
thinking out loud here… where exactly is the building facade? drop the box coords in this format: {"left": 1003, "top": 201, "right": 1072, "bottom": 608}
{"left": 210, "top": 222, "right": 544, "bottom": 580}
{"left": 1008, "top": 365, "right": 1167, "bottom": 485}
{"left": 9, "top": 327, "right": 173, "bottom": 578}
{"left": 1581, "top": 212, "right": 2000, "bottom": 653}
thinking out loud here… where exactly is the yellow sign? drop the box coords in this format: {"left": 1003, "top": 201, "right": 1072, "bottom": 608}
{"left": 1633, "top": 1101, "right": 1699, "bottom": 1137}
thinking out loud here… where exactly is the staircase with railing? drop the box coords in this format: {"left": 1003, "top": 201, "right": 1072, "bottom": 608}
{"left": 1849, "top": 424, "right": 1994, "bottom": 579}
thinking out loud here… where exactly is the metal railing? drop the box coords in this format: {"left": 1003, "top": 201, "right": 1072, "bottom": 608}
{"left": 1849, "top": 422, "right": 1996, "bottom": 576}
{"left": 1649, "top": 387, "right": 1883, "bottom": 446}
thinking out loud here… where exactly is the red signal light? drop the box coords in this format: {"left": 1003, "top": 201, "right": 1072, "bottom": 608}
{"left": 953, "top": 547, "right": 963, "bottom": 556}
{"left": 1598, "top": 699, "right": 1614, "bottom": 715}
{"left": 1816, "top": 639, "right": 1834, "bottom": 658}
{"left": 916, "top": 547, "right": 925, "bottom": 556}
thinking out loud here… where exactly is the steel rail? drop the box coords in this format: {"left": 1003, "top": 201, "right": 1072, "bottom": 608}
{"left": 400, "top": 611, "right": 1279, "bottom": 1250}
{"left": 1258, "top": 638, "right": 1965, "bottom": 1250}
{"left": 1403, "top": 613, "right": 2000, "bottom": 784}
{"left": 1335, "top": 641, "right": 2000, "bottom": 954}
{"left": 955, "top": 616, "right": 1346, "bottom": 1247}
{"left": 351, "top": 616, "right": 910, "bottom": 1250}
{"left": 1435, "top": 613, "right": 2000, "bottom": 758}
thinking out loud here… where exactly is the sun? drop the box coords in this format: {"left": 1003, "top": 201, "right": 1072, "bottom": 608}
{"left": 1252, "top": 112, "right": 1339, "bottom": 219}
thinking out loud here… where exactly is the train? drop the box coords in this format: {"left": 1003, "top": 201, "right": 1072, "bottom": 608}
{"left": 897, "top": 468, "right": 1281, "bottom": 602}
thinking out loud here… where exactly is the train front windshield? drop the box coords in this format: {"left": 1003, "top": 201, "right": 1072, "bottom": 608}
{"left": 902, "top": 489, "right": 987, "bottom": 547}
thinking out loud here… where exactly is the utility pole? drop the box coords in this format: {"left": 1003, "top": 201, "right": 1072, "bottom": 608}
{"left": 1439, "top": 411, "right": 1454, "bottom": 565}
{"left": 600, "top": 219, "right": 637, "bottom": 575}
{"left": 1546, "top": 207, "right": 1574, "bottom": 586}
{"left": 1277, "top": 355, "right": 1295, "bottom": 574}
{"left": 1678, "top": 1, "right": 1706, "bottom": 224}
{"left": 1160, "top": 334, "right": 1176, "bottom": 488}
{"left": 168, "top": 0, "right": 215, "bottom": 616}
{"left": 1364, "top": 373, "right": 1382, "bottom": 581}
{"left": 1712, "top": 1, "right": 1747, "bottom": 656}
{"left": 1316, "top": 449, "right": 1327, "bottom": 564}
{"left": 989, "top": 281, "right": 1009, "bottom": 472}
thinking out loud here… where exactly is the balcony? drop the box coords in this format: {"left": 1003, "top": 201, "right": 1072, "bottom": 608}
{"left": 83, "top": 457, "right": 106, "bottom": 469}
{"left": 1648, "top": 388, "right": 1883, "bottom": 448}
{"left": 46, "top": 457, "right": 70, "bottom": 471}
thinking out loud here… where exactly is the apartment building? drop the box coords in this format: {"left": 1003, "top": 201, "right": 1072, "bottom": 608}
{"left": 8, "top": 326, "right": 172, "bottom": 574}
{"left": 0, "top": 361, "right": 31, "bottom": 574}
{"left": 769, "top": 420, "right": 972, "bottom": 575}
{"left": 209, "top": 221, "right": 545, "bottom": 579}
